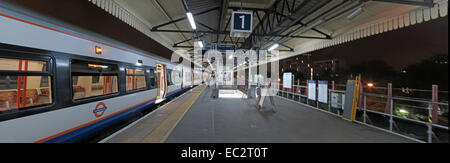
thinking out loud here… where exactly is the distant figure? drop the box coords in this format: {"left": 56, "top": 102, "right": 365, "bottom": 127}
{"left": 211, "top": 75, "right": 218, "bottom": 98}
{"left": 256, "top": 76, "right": 276, "bottom": 113}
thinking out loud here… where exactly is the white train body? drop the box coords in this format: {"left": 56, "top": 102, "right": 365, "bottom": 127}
{"left": 0, "top": 4, "right": 206, "bottom": 142}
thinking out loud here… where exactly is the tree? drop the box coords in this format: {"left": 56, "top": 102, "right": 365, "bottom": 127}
{"left": 404, "top": 54, "right": 448, "bottom": 90}
{"left": 345, "top": 60, "right": 398, "bottom": 84}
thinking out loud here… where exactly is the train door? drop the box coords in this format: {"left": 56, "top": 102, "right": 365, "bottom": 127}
{"left": 156, "top": 64, "right": 167, "bottom": 103}
{"left": 191, "top": 70, "right": 194, "bottom": 86}
{"left": 181, "top": 66, "right": 184, "bottom": 88}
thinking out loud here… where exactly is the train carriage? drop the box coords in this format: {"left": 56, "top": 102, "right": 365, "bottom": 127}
{"left": 0, "top": 5, "right": 192, "bottom": 143}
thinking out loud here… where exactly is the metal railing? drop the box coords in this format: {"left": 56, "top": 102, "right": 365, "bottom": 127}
{"left": 276, "top": 83, "right": 449, "bottom": 143}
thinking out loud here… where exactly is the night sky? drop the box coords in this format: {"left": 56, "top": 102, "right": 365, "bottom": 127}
{"left": 309, "top": 17, "right": 448, "bottom": 71}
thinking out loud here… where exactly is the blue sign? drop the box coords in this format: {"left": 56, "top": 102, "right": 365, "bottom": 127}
{"left": 211, "top": 44, "right": 236, "bottom": 53}
{"left": 231, "top": 11, "right": 253, "bottom": 32}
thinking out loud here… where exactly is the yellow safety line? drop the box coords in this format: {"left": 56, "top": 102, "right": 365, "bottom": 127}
{"left": 122, "top": 138, "right": 134, "bottom": 143}
{"left": 141, "top": 85, "right": 206, "bottom": 143}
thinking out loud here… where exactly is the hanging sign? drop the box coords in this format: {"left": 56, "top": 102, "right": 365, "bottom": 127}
{"left": 230, "top": 11, "right": 253, "bottom": 37}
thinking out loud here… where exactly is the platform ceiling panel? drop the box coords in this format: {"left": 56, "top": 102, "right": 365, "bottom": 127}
{"left": 277, "top": 0, "right": 448, "bottom": 61}
{"left": 89, "top": 0, "right": 448, "bottom": 65}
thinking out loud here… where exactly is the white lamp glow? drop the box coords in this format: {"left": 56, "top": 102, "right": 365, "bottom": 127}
{"left": 268, "top": 43, "right": 279, "bottom": 51}
{"left": 186, "top": 12, "right": 196, "bottom": 30}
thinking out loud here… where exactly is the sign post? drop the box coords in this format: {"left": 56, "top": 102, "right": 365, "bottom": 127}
{"left": 283, "top": 72, "right": 292, "bottom": 89}
{"left": 318, "top": 81, "right": 328, "bottom": 104}
{"left": 342, "top": 76, "right": 361, "bottom": 122}
{"left": 307, "top": 80, "right": 316, "bottom": 101}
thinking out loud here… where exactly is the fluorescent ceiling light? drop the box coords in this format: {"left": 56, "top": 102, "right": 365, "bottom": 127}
{"left": 347, "top": 5, "right": 364, "bottom": 20}
{"left": 268, "top": 43, "right": 279, "bottom": 51}
{"left": 186, "top": 12, "right": 196, "bottom": 30}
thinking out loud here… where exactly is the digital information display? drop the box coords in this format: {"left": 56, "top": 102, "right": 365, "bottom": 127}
{"left": 308, "top": 80, "right": 316, "bottom": 100}
{"left": 283, "top": 72, "right": 292, "bottom": 89}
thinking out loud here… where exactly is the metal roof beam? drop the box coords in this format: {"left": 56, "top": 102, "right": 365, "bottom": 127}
{"left": 242, "top": 0, "right": 320, "bottom": 49}
{"left": 279, "top": 43, "right": 294, "bottom": 51}
{"left": 218, "top": 0, "right": 229, "bottom": 43}
{"left": 372, "top": 0, "right": 435, "bottom": 7}
{"left": 173, "top": 33, "right": 207, "bottom": 47}
{"left": 151, "top": 29, "right": 330, "bottom": 39}
{"left": 197, "top": 20, "right": 217, "bottom": 32}
{"left": 150, "top": 7, "right": 220, "bottom": 31}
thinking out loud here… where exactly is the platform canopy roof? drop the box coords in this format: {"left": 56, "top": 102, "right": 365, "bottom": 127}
{"left": 89, "top": 0, "right": 448, "bottom": 66}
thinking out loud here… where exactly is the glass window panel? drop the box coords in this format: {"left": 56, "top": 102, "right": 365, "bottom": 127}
{"left": 126, "top": 68, "right": 146, "bottom": 91}
{"left": 0, "top": 75, "right": 52, "bottom": 112}
{"left": 71, "top": 60, "right": 119, "bottom": 100}
{"left": 0, "top": 57, "right": 52, "bottom": 113}
{"left": 0, "top": 58, "right": 47, "bottom": 72}
{"left": 72, "top": 75, "right": 118, "bottom": 100}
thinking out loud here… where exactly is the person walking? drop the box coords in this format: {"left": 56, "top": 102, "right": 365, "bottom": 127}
{"left": 256, "top": 76, "right": 277, "bottom": 113}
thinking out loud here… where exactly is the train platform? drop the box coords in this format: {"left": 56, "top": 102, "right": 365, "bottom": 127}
{"left": 101, "top": 84, "right": 415, "bottom": 143}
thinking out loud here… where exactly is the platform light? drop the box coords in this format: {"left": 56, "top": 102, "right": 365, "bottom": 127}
{"left": 367, "top": 82, "right": 374, "bottom": 88}
{"left": 399, "top": 109, "right": 408, "bottom": 114}
{"left": 347, "top": 5, "right": 364, "bottom": 20}
{"left": 88, "top": 64, "right": 108, "bottom": 69}
{"left": 197, "top": 41, "right": 203, "bottom": 48}
{"left": 268, "top": 43, "right": 279, "bottom": 51}
{"left": 186, "top": 12, "right": 196, "bottom": 30}
{"left": 95, "top": 46, "right": 102, "bottom": 54}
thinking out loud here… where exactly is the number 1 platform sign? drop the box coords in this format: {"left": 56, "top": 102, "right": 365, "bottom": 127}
{"left": 230, "top": 11, "right": 253, "bottom": 38}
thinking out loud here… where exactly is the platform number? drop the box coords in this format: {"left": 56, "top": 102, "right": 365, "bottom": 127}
{"left": 231, "top": 11, "right": 252, "bottom": 32}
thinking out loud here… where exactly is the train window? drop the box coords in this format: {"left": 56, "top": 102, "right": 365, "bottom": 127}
{"left": 0, "top": 58, "right": 48, "bottom": 72}
{"left": 126, "top": 68, "right": 146, "bottom": 91}
{"left": 148, "top": 67, "right": 156, "bottom": 89}
{"left": 71, "top": 60, "right": 118, "bottom": 100}
{"left": 0, "top": 58, "right": 52, "bottom": 113}
{"left": 170, "top": 70, "right": 181, "bottom": 85}
{"left": 185, "top": 72, "right": 191, "bottom": 82}
{"left": 167, "top": 69, "right": 173, "bottom": 86}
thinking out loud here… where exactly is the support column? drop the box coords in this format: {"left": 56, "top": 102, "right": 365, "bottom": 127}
{"left": 385, "top": 83, "right": 392, "bottom": 114}
{"left": 359, "top": 81, "right": 363, "bottom": 108}
{"left": 432, "top": 85, "right": 438, "bottom": 124}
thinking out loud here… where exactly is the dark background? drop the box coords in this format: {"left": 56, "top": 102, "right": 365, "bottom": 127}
{"left": 310, "top": 17, "right": 448, "bottom": 71}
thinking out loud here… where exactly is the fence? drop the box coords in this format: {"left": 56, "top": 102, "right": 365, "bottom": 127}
{"left": 277, "top": 82, "right": 449, "bottom": 143}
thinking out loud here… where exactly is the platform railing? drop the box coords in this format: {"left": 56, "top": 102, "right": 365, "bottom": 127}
{"left": 276, "top": 84, "right": 449, "bottom": 143}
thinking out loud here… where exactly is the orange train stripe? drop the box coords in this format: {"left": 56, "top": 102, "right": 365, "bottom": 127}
{"left": 16, "top": 59, "right": 22, "bottom": 109}
{"left": 0, "top": 12, "right": 175, "bottom": 66}
{"left": 103, "top": 76, "right": 107, "bottom": 94}
{"left": 35, "top": 88, "right": 182, "bottom": 143}
{"left": 108, "top": 76, "right": 112, "bottom": 93}
{"left": 22, "top": 60, "right": 28, "bottom": 107}
{"left": 132, "top": 69, "right": 136, "bottom": 89}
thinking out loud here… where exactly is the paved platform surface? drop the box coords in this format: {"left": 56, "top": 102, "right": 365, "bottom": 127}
{"left": 166, "top": 86, "right": 415, "bottom": 143}
{"left": 103, "top": 85, "right": 206, "bottom": 143}
{"left": 103, "top": 85, "right": 415, "bottom": 143}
